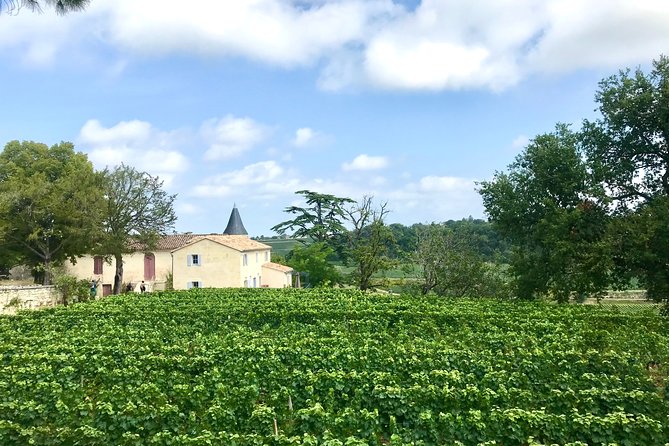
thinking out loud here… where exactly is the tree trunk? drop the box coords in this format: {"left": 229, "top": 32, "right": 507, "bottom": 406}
{"left": 113, "top": 253, "right": 124, "bottom": 295}
{"left": 43, "top": 257, "right": 52, "bottom": 285}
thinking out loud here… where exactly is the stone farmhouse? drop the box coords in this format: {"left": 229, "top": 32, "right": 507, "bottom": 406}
{"left": 66, "top": 206, "right": 293, "bottom": 296}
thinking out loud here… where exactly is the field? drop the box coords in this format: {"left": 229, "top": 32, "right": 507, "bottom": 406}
{"left": 256, "top": 238, "right": 307, "bottom": 258}
{"left": 1, "top": 289, "right": 668, "bottom": 445}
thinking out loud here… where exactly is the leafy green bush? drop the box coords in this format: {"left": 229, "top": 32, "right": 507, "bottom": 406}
{"left": 53, "top": 273, "right": 93, "bottom": 305}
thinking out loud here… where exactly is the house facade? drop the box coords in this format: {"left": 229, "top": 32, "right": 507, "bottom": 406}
{"left": 65, "top": 206, "right": 293, "bottom": 296}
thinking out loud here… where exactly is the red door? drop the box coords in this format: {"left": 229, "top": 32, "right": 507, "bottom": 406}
{"left": 144, "top": 253, "right": 155, "bottom": 281}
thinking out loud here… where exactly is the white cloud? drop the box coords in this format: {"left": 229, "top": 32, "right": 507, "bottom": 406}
{"left": 292, "top": 127, "right": 317, "bottom": 147}
{"left": 0, "top": 8, "right": 86, "bottom": 67}
{"left": 387, "top": 175, "right": 483, "bottom": 221}
{"left": 527, "top": 0, "right": 669, "bottom": 73}
{"left": 192, "top": 161, "right": 285, "bottom": 197}
{"left": 5, "top": 0, "right": 669, "bottom": 91}
{"left": 77, "top": 119, "right": 190, "bottom": 187}
{"left": 99, "top": 0, "right": 396, "bottom": 67}
{"left": 201, "top": 115, "right": 268, "bottom": 161}
{"left": 342, "top": 154, "right": 389, "bottom": 171}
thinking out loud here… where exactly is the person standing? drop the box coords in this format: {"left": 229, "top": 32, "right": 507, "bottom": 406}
{"left": 140, "top": 281, "right": 146, "bottom": 293}
{"left": 90, "top": 279, "right": 99, "bottom": 299}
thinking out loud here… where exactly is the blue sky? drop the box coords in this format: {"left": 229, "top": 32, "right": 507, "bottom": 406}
{"left": 1, "top": 0, "right": 668, "bottom": 236}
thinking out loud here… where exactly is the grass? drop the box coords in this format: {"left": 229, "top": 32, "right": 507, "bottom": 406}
{"left": 256, "top": 237, "right": 307, "bottom": 257}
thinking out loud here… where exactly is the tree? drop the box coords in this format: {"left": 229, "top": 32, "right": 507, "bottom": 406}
{"left": 479, "top": 125, "right": 611, "bottom": 301}
{"left": 285, "top": 242, "right": 341, "bottom": 287}
{"left": 98, "top": 164, "right": 177, "bottom": 294}
{"left": 581, "top": 55, "right": 669, "bottom": 300}
{"left": 387, "top": 223, "right": 418, "bottom": 260}
{"left": 413, "top": 223, "right": 488, "bottom": 297}
{"left": 0, "top": 140, "right": 103, "bottom": 284}
{"left": 343, "top": 196, "right": 396, "bottom": 291}
{"left": 271, "top": 190, "right": 354, "bottom": 247}
{"left": 1, "top": 0, "right": 89, "bottom": 15}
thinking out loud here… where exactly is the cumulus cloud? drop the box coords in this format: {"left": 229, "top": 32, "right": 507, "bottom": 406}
{"left": 0, "top": 7, "right": 86, "bottom": 67}
{"left": 201, "top": 115, "right": 268, "bottom": 160}
{"left": 342, "top": 154, "right": 389, "bottom": 171}
{"left": 77, "top": 119, "right": 190, "bottom": 186}
{"left": 5, "top": 0, "right": 669, "bottom": 91}
{"left": 292, "top": 127, "right": 317, "bottom": 147}
{"left": 192, "top": 161, "right": 286, "bottom": 197}
{"left": 387, "top": 174, "right": 483, "bottom": 220}
{"left": 98, "top": 0, "right": 395, "bottom": 66}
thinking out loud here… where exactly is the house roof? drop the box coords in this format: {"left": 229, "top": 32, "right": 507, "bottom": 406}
{"left": 152, "top": 233, "right": 200, "bottom": 250}
{"left": 262, "top": 262, "right": 294, "bottom": 273}
{"left": 172, "top": 234, "right": 270, "bottom": 253}
{"left": 223, "top": 205, "right": 248, "bottom": 235}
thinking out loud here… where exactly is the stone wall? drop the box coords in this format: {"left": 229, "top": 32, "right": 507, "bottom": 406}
{"left": 0, "top": 285, "right": 60, "bottom": 315}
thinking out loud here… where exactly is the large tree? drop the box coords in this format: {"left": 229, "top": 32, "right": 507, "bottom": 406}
{"left": 271, "top": 189, "right": 354, "bottom": 248}
{"left": 581, "top": 55, "right": 669, "bottom": 300}
{"left": 343, "top": 196, "right": 395, "bottom": 291}
{"left": 98, "top": 164, "right": 177, "bottom": 294}
{"left": 0, "top": 140, "right": 103, "bottom": 284}
{"left": 479, "top": 125, "right": 611, "bottom": 301}
{"left": 1, "top": 0, "right": 88, "bottom": 14}
{"left": 413, "top": 223, "right": 488, "bottom": 297}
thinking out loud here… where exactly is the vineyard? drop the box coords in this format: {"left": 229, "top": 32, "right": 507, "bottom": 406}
{"left": 1, "top": 289, "right": 668, "bottom": 445}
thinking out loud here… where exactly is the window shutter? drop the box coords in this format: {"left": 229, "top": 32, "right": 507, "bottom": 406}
{"left": 198, "top": 254, "right": 202, "bottom": 266}
{"left": 187, "top": 281, "right": 192, "bottom": 289}
{"left": 187, "top": 255, "right": 192, "bottom": 266}
{"left": 199, "top": 281, "right": 204, "bottom": 288}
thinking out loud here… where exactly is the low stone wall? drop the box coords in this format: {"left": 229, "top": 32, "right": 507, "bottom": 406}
{"left": 0, "top": 285, "right": 60, "bottom": 315}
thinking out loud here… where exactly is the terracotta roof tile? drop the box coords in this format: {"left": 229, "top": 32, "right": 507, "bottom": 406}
{"left": 170, "top": 234, "right": 270, "bottom": 252}
{"left": 154, "top": 233, "right": 200, "bottom": 250}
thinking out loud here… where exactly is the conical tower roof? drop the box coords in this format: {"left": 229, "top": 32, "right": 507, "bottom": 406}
{"left": 223, "top": 204, "right": 248, "bottom": 235}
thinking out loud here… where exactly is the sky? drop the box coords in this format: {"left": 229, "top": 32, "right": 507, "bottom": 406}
{"left": 1, "top": 0, "right": 668, "bottom": 237}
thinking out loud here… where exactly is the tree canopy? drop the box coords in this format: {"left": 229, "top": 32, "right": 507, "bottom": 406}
{"left": 0, "top": 140, "right": 103, "bottom": 284}
{"left": 479, "top": 125, "right": 611, "bottom": 301}
{"left": 98, "top": 164, "right": 177, "bottom": 294}
{"left": 343, "top": 196, "right": 395, "bottom": 291}
{"left": 480, "top": 55, "right": 669, "bottom": 302}
{"left": 271, "top": 190, "right": 354, "bottom": 246}
{"left": 582, "top": 55, "right": 669, "bottom": 208}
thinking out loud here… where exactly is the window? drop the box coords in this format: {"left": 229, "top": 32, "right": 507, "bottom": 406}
{"left": 243, "top": 254, "right": 248, "bottom": 266}
{"left": 187, "top": 254, "right": 201, "bottom": 266}
{"left": 93, "top": 256, "right": 103, "bottom": 275}
{"left": 265, "top": 251, "right": 269, "bottom": 261}
{"left": 253, "top": 277, "right": 257, "bottom": 288}
{"left": 187, "top": 281, "right": 202, "bottom": 289}
{"left": 256, "top": 252, "right": 259, "bottom": 263}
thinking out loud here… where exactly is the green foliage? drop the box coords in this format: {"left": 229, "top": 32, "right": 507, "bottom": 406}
{"left": 98, "top": 164, "right": 177, "bottom": 294}
{"left": 607, "top": 198, "right": 669, "bottom": 301}
{"left": 581, "top": 55, "right": 669, "bottom": 301}
{"left": 286, "top": 242, "right": 341, "bottom": 287}
{"left": 479, "top": 126, "right": 611, "bottom": 301}
{"left": 412, "top": 223, "right": 505, "bottom": 298}
{"left": 0, "top": 140, "right": 104, "bottom": 285}
{"left": 271, "top": 190, "right": 354, "bottom": 246}
{"left": 343, "top": 197, "right": 396, "bottom": 290}
{"left": 164, "top": 271, "right": 174, "bottom": 291}
{"left": 0, "top": 289, "right": 667, "bottom": 444}
{"left": 53, "top": 273, "right": 93, "bottom": 306}
{"left": 582, "top": 55, "right": 669, "bottom": 208}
